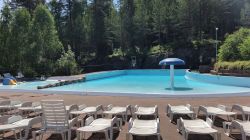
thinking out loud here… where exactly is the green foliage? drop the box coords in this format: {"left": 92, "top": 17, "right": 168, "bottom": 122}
{"left": 218, "top": 28, "right": 250, "bottom": 61}
{"left": 1, "top": 0, "right": 250, "bottom": 75}
{"left": 56, "top": 47, "right": 80, "bottom": 76}
{"left": 0, "top": 5, "right": 12, "bottom": 68}
{"left": 30, "top": 4, "right": 63, "bottom": 75}
{"left": 9, "top": 8, "right": 31, "bottom": 71}
{"left": 239, "top": 36, "right": 250, "bottom": 60}
{"left": 215, "top": 61, "right": 250, "bottom": 71}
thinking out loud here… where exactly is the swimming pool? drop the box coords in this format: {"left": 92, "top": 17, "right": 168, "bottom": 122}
{"left": 1, "top": 69, "right": 250, "bottom": 96}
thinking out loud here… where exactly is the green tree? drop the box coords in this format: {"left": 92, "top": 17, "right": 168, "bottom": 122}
{"left": 0, "top": 5, "right": 12, "bottom": 69}
{"left": 120, "top": 0, "right": 135, "bottom": 55}
{"left": 9, "top": 8, "right": 31, "bottom": 71}
{"left": 91, "top": 0, "right": 113, "bottom": 62}
{"left": 56, "top": 47, "right": 80, "bottom": 75}
{"left": 9, "top": 0, "right": 45, "bottom": 13}
{"left": 30, "top": 4, "right": 63, "bottom": 75}
{"left": 218, "top": 28, "right": 250, "bottom": 61}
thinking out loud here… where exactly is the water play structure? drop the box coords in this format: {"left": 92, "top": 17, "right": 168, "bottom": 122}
{"left": 159, "top": 58, "right": 185, "bottom": 90}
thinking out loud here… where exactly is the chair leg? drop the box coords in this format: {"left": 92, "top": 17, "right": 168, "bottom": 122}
{"left": 110, "top": 127, "right": 113, "bottom": 140}
{"left": 104, "top": 130, "right": 109, "bottom": 140}
{"left": 68, "top": 130, "right": 71, "bottom": 140}
{"left": 61, "top": 132, "right": 65, "bottom": 140}
{"left": 157, "top": 134, "right": 161, "bottom": 140}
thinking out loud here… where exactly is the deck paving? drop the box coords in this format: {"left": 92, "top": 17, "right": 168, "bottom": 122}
{"left": 0, "top": 92, "right": 247, "bottom": 140}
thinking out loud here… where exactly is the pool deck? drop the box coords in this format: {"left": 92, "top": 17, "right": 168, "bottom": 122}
{"left": 0, "top": 92, "right": 247, "bottom": 140}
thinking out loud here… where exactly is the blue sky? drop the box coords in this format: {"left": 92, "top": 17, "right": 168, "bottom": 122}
{"left": 0, "top": 1, "right": 3, "bottom": 10}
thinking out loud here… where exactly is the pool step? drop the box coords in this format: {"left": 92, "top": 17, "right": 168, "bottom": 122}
{"left": 37, "top": 77, "right": 86, "bottom": 89}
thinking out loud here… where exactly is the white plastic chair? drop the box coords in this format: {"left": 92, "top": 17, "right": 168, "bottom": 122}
{"left": 230, "top": 120, "right": 250, "bottom": 140}
{"left": 76, "top": 116, "right": 120, "bottom": 140}
{"left": 103, "top": 104, "right": 131, "bottom": 121}
{"left": 0, "top": 115, "right": 41, "bottom": 140}
{"left": 177, "top": 117, "right": 220, "bottom": 140}
{"left": 166, "top": 104, "right": 196, "bottom": 122}
{"left": 32, "top": 100, "right": 77, "bottom": 140}
{"left": 127, "top": 118, "right": 160, "bottom": 140}
{"left": 133, "top": 105, "right": 158, "bottom": 119}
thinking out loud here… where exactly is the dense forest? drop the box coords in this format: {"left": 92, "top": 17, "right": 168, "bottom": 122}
{"left": 0, "top": 0, "right": 250, "bottom": 77}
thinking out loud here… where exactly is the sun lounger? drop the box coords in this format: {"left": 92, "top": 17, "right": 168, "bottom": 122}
{"left": 230, "top": 120, "right": 250, "bottom": 140}
{"left": 198, "top": 105, "right": 236, "bottom": 123}
{"left": 103, "top": 104, "right": 131, "bottom": 121}
{"left": 231, "top": 104, "right": 250, "bottom": 121}
{"left": 70, "top": 104, "right": 103, "bottom": 118}
{"left": 127, "top": 118, "right": 160, "bottom": 140}
{"left": 0, "top": 100, "right": 22, "bottom": 114}
{"left": 18, "top": 102, "right": 42, "bottom": 117}
{"left": 166, "top": 104, "right": 196, "bottom": 122}
{"left": 76, "top": 116, "right": 121, "bottom": 140}
{"left": 32, "top": 100, "right": 77, "bottom": 140}
{"left": 177, "top": 117, "right": 220, "bottom": 140}
{"left": 0, "top": 115, "right": 41, "bottom": 140}
{"left": 133, "top": 105, "right": 158, "bottom": 119}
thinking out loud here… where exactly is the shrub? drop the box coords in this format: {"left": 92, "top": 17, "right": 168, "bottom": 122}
{"left": 239, "top": 36, "right": 250, "bottom": 60}
{"left": 218, "top": 28, "right": 250, "bottom": 61}
{"left": 23, "top": 67, "right": 37, "bottom": 78}
{"left": 55, "top": 47, "right": 81, "bottom": 76}
{"left": 215, "top": 61, "right": 250, "bottom": 71}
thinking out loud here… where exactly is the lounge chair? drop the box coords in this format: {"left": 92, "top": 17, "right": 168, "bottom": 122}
{"left": 198, "top": 105, "right": 236, "bottom": 123}
{"left": 127, "top": 118, "right": 160, "bottom": 140}
{"left": 177, "top": 117, "right": 220, "bottom": 140}
{"left": 18, "top": 102, "right": 42, "bottom": 117}
{"left": 76, "top": 116, "right": 121, "bottom": 140}
{"left": 166, "top": 104, "right": 196, "bottom": 122}
{"left": 32, "top": 100, "right": 77, "bottom": 140}
{"left": 230, "top": 120, "right": 250, "bottom": 140}
{"left": 0, "top": 115, "right": 41, "bottom": 140}
{"left": 133, "top": 105, "right": 158, "bottom": 119}
{"left": 0, "top": 100, "right": 22, "bottom": 114}
{"left": 231, "top": 104, "right": 250, "bottom": 121}
{"left": 103, "top": 104, "right": 131, "bottom": 121}
{"left": 70, "top": 104, "right": 103, "bottom": 118}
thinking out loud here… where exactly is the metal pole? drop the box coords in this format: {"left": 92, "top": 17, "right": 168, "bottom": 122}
{"left": 170, "top": 65, "right": 174, "bottom": 90}
{"left": 215, "top": 27, "right": 219, "bottom": 62}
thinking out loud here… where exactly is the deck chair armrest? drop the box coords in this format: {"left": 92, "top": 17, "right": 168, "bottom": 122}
{"left": 128, "top": 118, "right": 133, "bottom": 130}
{"left": 85, "top": 116, "right": 94, "bottom": 126}
{"left": 154, "top": 105, "right": 158, "bottom": 117}
{"left": 206, "top": 117, "right": 213, "bottom": 127}
{"left": 177, "top": 118, "right": 184, "bottom": 133}
{"left": 69, "top": 117, "right": 78, "bottom": 127}
{"left": 166, "top": 104, "right": 171, "bottom": 116}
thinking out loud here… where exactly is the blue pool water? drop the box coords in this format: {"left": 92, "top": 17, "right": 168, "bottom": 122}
{"left": 1, "top": 69, "right": 250, "bottom": 96}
